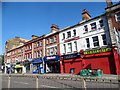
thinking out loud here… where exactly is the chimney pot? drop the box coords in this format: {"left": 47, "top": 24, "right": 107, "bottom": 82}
{"left": 51, "top": 24, "right": 59, "bottom": 33}
{"left": 82, "top": 9, "right": 91, "bottom": 21}
{"left": 32, "top": 35, "right": 39, "bottom": 39}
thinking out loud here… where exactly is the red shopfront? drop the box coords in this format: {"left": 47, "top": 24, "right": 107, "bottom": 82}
{"left": 61, "top": 48, "right": 118, "bottom": 74}
{"left": 61, "top": 52, "right": 83, "bottom": 74}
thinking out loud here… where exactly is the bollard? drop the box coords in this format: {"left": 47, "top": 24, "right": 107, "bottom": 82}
{"left": 8, "top": 75, "right": 11, "bottom": 89}
{"left": 36, "top": 75, "right": 38, "bottom": 90}
{"left": 82, "top": 79, "right": 87, "bottom": 90}
{"left": 110, "top": 80, "right": 112, "bottom": 88}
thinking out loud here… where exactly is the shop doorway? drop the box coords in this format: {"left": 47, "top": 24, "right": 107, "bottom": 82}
{"left": 45, "top": 61, "right": 60, "bottom": 73}
{"left": 15, "top": 68, "right": 22, "bottom": 74}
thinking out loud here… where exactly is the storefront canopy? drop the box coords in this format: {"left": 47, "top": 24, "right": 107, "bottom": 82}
{"left": 32, "top": 58, "right": 43, "bottom": 63}
{"left": 15, "top": 65, "right": 23, "bottom": 68}
{"left": 44, "top": 55, "right": 60, "bottom": 61}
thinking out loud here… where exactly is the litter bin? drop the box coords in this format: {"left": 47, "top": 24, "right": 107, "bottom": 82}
{"left": 97, "top": 69, "right": 103, "bottom": 77}
{"left": 80, "top": 69, "right": 89, "bottom": 77}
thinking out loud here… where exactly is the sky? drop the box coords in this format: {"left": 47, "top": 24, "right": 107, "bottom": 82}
{"left": 1, "top": 1, "right": 119, "bottom": 55}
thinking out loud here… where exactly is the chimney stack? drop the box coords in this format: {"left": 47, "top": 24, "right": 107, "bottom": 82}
{"left": 82, "top": 9, "right": 91, "bottom": 21}
{"left": 106, "top": 0, "right": 113, "bottom": 7}
{"left": 51, "top": 24, "right": 59, "bottom": 33}
{"left": 32, "top": 35, "right": 39, "bottom": 39}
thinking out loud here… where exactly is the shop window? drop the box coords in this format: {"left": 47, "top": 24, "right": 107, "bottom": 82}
{"left": 73, "top": 29, "right": 76, "bottom": 37}
{"left": 115, "top": 12, "right": 120, "bottom": 22}
{"left": 91, "top": 22, "right": 96, "bottom": 31}
{"left": 67, "top": 31, "right": 71, "bottom": 38}
{"left": 102, "top": 34, "right": 107, "bottom": 45}
{"left": 92, "top": 36, "right": 99, "bottom": 47}
{"left": 86, "top": 38, "right": 90, "bottom": 48}
{"left": 99, "top": 20, "right": 104, "bottom": 28}
{"left": 62, "top": 33, "right": 65, "bottom": 40}
{"left": 70, "top": 68, "right": 75, "bottom": 74}
{"left": 68, "top": 43, "right": 72, "bottom": 53}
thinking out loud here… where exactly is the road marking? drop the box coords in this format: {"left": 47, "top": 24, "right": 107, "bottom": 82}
{"left": 14, "top": 81, "right": 29, "bottom": 85}
{"left": 40, "top": 85, "right": 58, "bottom": 88}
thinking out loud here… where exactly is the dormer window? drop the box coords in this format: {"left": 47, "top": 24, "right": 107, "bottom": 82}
{"left": 91, "top": 22, "right": 96, "bottom": 31}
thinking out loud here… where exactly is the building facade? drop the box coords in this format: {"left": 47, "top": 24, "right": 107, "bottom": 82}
{"left": 4, "top": 1, "right": 120, "bottom": 75}
{"left": 44, "top": 24, "right": 61, "bottom": 73}
{"left": 105, "top": 0, "right": 120, "bottom": 74}
{"left": 59, "top": 9, "right": 117, "bottom": 74}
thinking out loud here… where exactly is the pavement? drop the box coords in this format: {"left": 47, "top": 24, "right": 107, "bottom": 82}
{"left": 1, "top": 73, "right": 120, "bottom": 80}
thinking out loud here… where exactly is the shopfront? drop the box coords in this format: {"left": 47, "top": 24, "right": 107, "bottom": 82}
{"left": 44, "top": 55, "right": 60, "bottom": 73}
{"left": 61, "top": 52, "right": 82, "bottom": 74}
{"left": 80, "top": 48, "right": 116, "bottom": 74}
{"left": 32, "top": 58, "right": 44, "bottom": 74}
{"left": 14, "top": 64, "right": 26, "bottom": 74}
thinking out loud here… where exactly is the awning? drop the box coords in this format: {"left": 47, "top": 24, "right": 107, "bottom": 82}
{"left": 32, "top": 58, "right": 43, "bottom": 63}
{"left": 15, "top": 65, "right": 23, "bottom": 68}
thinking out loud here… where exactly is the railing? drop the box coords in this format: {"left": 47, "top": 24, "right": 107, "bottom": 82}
{"left": 2, "top": 74, "right": 119, "bottom": 89}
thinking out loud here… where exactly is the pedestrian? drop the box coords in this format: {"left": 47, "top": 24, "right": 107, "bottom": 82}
{"left": 1, "top": 66, "right": 4, "bottom": 73}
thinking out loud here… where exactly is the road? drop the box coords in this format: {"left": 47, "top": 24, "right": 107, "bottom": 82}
{"left": 2, "top": 74, "right": 119, "bottom": 89}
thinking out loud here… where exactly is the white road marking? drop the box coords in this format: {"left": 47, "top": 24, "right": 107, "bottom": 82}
{"left": 13, "top": 81, "right": 28, "bottom": 85}
{"left": 40, "top": 85, "right": 58, "bottom": 88}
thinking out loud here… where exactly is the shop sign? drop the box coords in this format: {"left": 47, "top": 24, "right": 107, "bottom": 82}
{"left": 63, "top": 53, "right": 80, "bottom": 60}
{"left": 64, "top": 36, "right": 80, "bottom": 43}
{"left": 32, "top": 58, "right": 43, "bottom": 63}
{"left": 44, "top": 55, "right": 59, "bottom": 61}
{"left": 83, "top": 48, "right": 112, "bottom": 55}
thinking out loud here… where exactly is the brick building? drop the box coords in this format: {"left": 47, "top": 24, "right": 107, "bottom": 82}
{"left": 44, "top": 24, "right": 61, "bottom": 73}
{"left": 105, "top": 0, "right": 120, "bottom": 74}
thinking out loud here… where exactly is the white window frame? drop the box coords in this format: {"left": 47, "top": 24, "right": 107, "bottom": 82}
{"left": 74, "top": 41, "right": 77, "bottom": 52}
{"left": 91, "top": 22, "right": 97, "bottom": 31}
{"left": 68, "top": 43, "right": 72, "bottom": 53}
{"left": 92, "top": 36, "right": 99, "bottom": 47}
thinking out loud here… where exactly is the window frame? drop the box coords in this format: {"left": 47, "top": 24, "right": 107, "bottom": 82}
{"left": 73, "top": 29, "right": 76, "bottom": 37}
{"left": 92, "top": 36, "right": 99, "bottom": 47}
{"left": 67, "top": 31, "right": 71, "bottom": 38}
{"left": 86, "top": 38, "right": 90, "bottom": 48}
{"left": 90, "top": 22, "right": 97, "bottom": 31}
{"left": 68, "top": 43, "right": 72, "bottom": 53}
{"left": 101, "top": 34, "right": 107, "bottom": 45}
